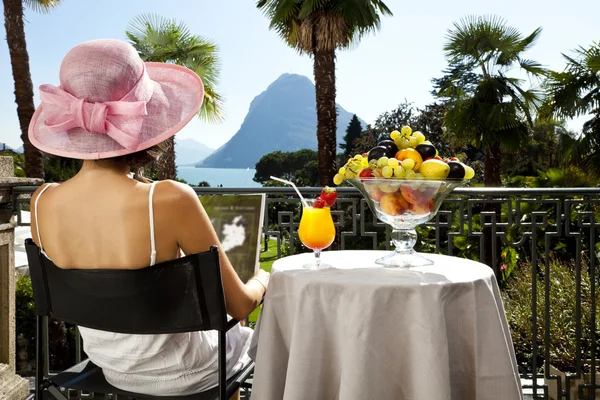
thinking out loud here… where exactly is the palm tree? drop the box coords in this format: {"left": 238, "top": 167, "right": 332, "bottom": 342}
{"left": 3, "top": 0, "right": 60, "bottom": 179}
{"left": 126, "top": 14, "right": 223, "bottom": 180}
{"left": 438, "top": 15, "right": 546, "bottom": 186}
{"left": 256, "top": 0, "right": 392, "bottom": 186}
{"left": 545, "top": 42, "right": 600, "bottom": 177}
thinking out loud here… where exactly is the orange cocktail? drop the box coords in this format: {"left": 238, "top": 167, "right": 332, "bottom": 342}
{"left": 298, "top": 199, "right": 335, "bottom": 268}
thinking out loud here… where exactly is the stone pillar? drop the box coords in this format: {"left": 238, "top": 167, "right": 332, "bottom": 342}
{"left": 0, "top": 156, "right": 42, "bottom": 399}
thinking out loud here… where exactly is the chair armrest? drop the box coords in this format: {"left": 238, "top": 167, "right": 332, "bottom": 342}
{"left": 226, "top": 318, "right": 240, "bottom": 332}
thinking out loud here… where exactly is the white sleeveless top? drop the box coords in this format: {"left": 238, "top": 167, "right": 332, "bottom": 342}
{"left": 35, "top": 182, "right": 253, "bottom": 396}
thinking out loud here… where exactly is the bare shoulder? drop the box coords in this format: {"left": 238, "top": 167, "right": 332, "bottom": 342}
{"left": 30, "top": 183, "right": 58, "bottom": 209}
{"left": 153, "top": 179, "right": 197, "bottom": 201}
{"left": 152, "top": 180, "right": 201, "bottom": 215}
{"left": 30, "top": 183, "right": 58, "bottom": 245}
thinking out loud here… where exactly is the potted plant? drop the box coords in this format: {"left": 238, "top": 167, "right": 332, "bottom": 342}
{"left": 502, "top": 254, "right": 600, "bottom": 399}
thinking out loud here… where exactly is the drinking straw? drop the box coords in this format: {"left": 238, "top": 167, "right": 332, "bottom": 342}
{"left": 270, "top": 176, "right": 309, "bottom": 208}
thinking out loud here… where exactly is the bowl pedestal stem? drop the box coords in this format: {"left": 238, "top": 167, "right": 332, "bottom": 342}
{"left": 375, "top": 228, "right": 434, "bottom": 267}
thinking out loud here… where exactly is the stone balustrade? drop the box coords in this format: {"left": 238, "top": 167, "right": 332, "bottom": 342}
{"left": 0, "top": 156, "right": 42, "bottom": 399}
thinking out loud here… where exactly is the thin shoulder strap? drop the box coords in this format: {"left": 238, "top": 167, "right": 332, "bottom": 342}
{"left": 149, "top": 181, "right": 158, "bottom": 266}
{"left": 34, "top": 184, "right": 55, "bottom": 252}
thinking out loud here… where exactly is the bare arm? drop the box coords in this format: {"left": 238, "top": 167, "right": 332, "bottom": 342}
{"left": 168, "top": 181, "right": 268, "bottom": 321}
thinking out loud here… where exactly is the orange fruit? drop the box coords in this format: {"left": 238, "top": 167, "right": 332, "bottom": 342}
{"left": 395, "top": 148, "right": 423, "bottom": 171}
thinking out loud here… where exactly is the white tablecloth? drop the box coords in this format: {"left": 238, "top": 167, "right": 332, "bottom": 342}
{"left": 249, "top": 251, "right": 523, "bottom": 400}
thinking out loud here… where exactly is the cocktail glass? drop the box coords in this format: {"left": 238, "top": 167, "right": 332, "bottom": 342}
{"left": 298, "top": 199, "right": 336, "bottom": 269}
{"left": 348, "top": 177, "right": 467, "bottom": 267}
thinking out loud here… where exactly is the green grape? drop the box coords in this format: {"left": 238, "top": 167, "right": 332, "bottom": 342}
{"left": 388, "top": 158, "right": 399, "bottom": 169}
{"left": 405, "top": 170, "right": 416, "bottom": 180}
{"left": 423, "top": 140, "right": 432, "bottom": 145}
{"left": 379, "top": 183, "right": 397, "bottom": 193}
{"left": 333, "top": 174, "right": 344, "bottom": 185}
{"left": 413, "top": 131, "right": 426, "bottom": 144}
{"left": 401, "top": 126, "right": 412, "bottom": 137}
{"left": 415, "top": 172, "right": 424, "bottom": 180}
{"left": 382, "top": 166, "right": 393, "bottom": 178}
{"left": 409, "top": 137, "right": 418, "bottom": 148}
{"left": 390, "top": 130, "right": 401, "bottom": 140}
{"left": 376, "top": 157, "right": 389, "bottom": 168}
{"left": 396, "top": 138, "right": 410, "bottom": 149}
{"left": 348, "top": 163, "right": 360, "bottom": 175}
{"left": 394, "top": 166, "right": 405, "bottom": 178}
{"left": 402, "top": 159, "right": 415, "bottom": 171}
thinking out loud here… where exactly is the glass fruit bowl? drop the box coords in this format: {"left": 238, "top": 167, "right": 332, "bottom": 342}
{"left": 348, "top": 177, "right": 467, "bottom": 267}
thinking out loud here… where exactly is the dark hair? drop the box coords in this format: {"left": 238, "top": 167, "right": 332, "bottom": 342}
{"left": 111, "top": 140, "right": 168, "bottom": 182}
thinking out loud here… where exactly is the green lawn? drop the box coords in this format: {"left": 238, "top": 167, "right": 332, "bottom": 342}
{"left": 248, "top": 238, "right": 278, "bottom": 325}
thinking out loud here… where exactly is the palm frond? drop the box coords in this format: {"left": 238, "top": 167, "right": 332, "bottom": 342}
{"left": 299, "top": 0, "right": 330, "bottom": 19}
{"left": 546, "top": 41, "right": 600, "bottom": 119}
{"left": 573, "top": 114, "right": 600, "bottom": 176}
{"left": 198, "top": 86, "right": 226, "bottom": 124}
{"left": 128, "top": 14, "right": 171, "bottom": 42}
{"left": 517, "top": 58, "right": 547, "bottom": 77}
{"left": 126, "top": 14, "right": 224, "bottom": 123}
{"left": 575, "top": 42, "right": 600, "bottom": 72}
{"left": 518, "top": 27, "right": 542, "bottom": 53}
{"left": 257, "top": 0, "right": 392, "bottom": 53}
{"left": 504, "top": 76, "right": 543, "bottom": 110}
{"left": 24, "top": 0, "right": 60, "bottom": 14}
{"left": 444, "top": 15, "right": 542, "bottom": 79}
{"left": 440, "top": 14, "right": 545, "bottom": 163}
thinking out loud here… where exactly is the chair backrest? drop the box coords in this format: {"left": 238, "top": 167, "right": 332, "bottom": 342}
{"left": 25, "top": 239, "right": 228, "bottom": 333}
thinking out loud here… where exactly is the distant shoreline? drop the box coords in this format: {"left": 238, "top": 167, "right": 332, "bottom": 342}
{"left": 176, "top": 167, "right": 259, "bottom": 188}
{"left": 191, "top": 166, "right": 254, "bottom": 170}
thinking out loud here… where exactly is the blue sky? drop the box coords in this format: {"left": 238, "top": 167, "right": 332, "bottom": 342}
{"left": 0, "top": 0, "right": 598, "bottom": 150}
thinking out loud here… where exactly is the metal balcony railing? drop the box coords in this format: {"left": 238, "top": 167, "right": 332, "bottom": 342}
{"left": 11, "top": 185, "right": 600, "bottom": 399}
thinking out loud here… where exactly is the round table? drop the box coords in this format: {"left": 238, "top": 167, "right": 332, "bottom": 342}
{"left": 249, "top": 250, "right": 523, "bottom": 400}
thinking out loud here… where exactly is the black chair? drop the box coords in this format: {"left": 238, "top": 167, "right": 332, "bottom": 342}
{"left": 25, "top": 238, "right": 255, "bottom": 400}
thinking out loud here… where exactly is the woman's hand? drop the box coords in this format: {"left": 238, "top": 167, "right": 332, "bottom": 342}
{"left": 249, "top": 269, "right": 270, "bottom": 293}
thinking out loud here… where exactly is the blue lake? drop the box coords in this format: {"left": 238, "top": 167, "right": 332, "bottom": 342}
{"left": 176, "top": 167, "right": 261, "bottom": 188}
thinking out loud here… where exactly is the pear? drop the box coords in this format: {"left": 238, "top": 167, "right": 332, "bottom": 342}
{"left": 419, "top": 159, "right": 450, "bottom": 180}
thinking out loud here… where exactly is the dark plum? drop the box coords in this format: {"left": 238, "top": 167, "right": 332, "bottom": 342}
{"left": 367, "top": 146, "right": 389, "bottom": 162}
{"left": 377, "top": 140, "right": 399, "bottom": 158}
{"left": 415, "top": 143, "right": 437, "bottom": 160}
{"left": 447, "top": 161, "right": 466, "bottom": 179}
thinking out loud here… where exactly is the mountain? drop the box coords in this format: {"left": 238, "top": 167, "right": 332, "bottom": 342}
{"left": 175, "top": 138, "right": 214, "bottom": 166}
{"left": 0, "top": 143, "right": 20, "bottom": 152}
{"left": 197, "top": 74, "right": 363, "bottom": 169}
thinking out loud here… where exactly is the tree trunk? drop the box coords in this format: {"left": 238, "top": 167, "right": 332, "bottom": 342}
{"left": 484, "top": 142, "right": 502, "bottom": 187}
{"left": 313, "top": 46, "right": 337, "bottom": 187}
{"left": 157, "top": 136, "right": 176, "bottom": 180}
{"left": 3, "top": 0, "right": 44, "bottom": 179}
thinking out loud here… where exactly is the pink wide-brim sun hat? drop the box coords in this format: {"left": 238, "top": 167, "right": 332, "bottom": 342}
{"left": 29, "top": 39, "right": 204, "bottom": 160}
